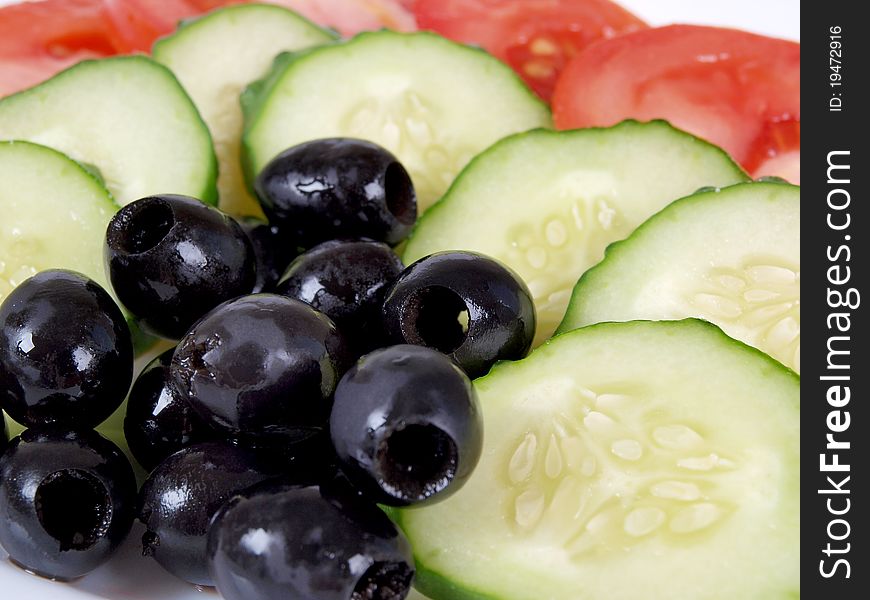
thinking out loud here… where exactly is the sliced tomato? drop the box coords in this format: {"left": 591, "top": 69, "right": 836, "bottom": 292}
{"left": 186, "top": 0, "right": 416, "bottom": 35}
{"left": 744, "top": 118, "right": 800, "bottom": 183}
{"left": 0, "top": 0, "right": 415, "bottom": 98}
{"left": 104, "top": 0, "right": 202, "bottom": 52}
{"left": 0, "top": 0, "right": 196, "bottom": 96}
{"left": 552, "top": 25, "right": 801, "bottom": 181}
{"left": 0, "top": 0, "right": 116, "bottom": 97}
{"left": 414, "top": 0, "right": 646, "bottom": 100}
{"left": 118, "top": 0, "right": 415, "bottom": 47}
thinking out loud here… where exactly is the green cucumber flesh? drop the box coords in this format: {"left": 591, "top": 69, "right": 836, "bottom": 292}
{"left": 559, "top": 181, "right": 800, "bottom": 373}
{"left": 0, "top": 140, "right": 156, "bottom": 356}
{"left": 403, "top": 121, "right": 748, "bottom": 345}
{"left": 0, "top": 140, "right": 150, "bottom": 440}
{"left": 153, "top": 4, "right": 336, "bottom": 218}
{"left": 0, "top": 55, "right": 217, "bottom": 206}
{"left": 0, "top": 141, "right": 117, "bottom": 303}
{"left": 395, "top": 319, "right": 799, "bottom": 600}
{"left": 241, "top": 30, "right": 551, "bottom": 213}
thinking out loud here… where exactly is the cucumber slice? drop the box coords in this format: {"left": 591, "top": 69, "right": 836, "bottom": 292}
{"left": 0, "top": 140, "right": 158, "bottom": 356}
{"left": 241, "top": 30, "right": 551, "bottom": 212}
{"left": 153, "top": 4, "right": 336, "bottom": 218}
{"left": 0, "top": 56, "right": 217, "bottom": 206}
{"left": 559, "top": 181, "right": 800, "bottom": 373}
{"left": 395, "top": 320, "right": 799, "bottom": 600}
{"left": 0, "top": 141, "right": 117, "bottom": 303}
{"left": 403, "top": 121, "right": 748, "bottom": 344}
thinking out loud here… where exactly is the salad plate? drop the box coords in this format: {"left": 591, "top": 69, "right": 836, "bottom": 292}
{"left": 0, "top": 0, "right": 799, "bottom": 599}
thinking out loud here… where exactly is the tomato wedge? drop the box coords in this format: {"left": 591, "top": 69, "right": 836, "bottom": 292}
{"left": 552, "top": 25, "right": 800, "bottom": 182}
{"left": 104, "top": 0, "right": 202, "bottom": 52}
{"left": 414, "top": 0, "right": 646, "bottom": 100}
{"left": 185, "top": 0, "right": 416, "bottom": 35}
{"left": 0, "top": 0, "right": 195, "bottom": 96}
{"left": 0, "top": 0, "right": 415, "bottom": 98}
{"left": 0, "top": 0, "right": 115, "bottom": 97}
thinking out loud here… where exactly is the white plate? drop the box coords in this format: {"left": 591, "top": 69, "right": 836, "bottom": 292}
{"left": 1, "top": 1, "right": 798, "bottom": 598}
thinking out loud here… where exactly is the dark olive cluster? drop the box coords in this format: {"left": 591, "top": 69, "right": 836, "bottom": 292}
{"left": 0, "top": 138, "right": 536, "bottom": 600}
{"left": 0, "top": 270, "right": 136, "bottom": 580}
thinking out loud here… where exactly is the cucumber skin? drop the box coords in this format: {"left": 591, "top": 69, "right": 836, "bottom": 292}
{"left": 393, "top": 319, "right": 799, "bottom": 600}
{"left": 239, "top": 48, "right": 319, "bottom": 189}
{"left": 556, "top": 180, "right": 799, "bottom": 339}
{"left": 152, "top": 2, "right": 338, "bottom": 53}
{"left": 152, "top": 3, "right": 338, "bottom": 213}
{"left": 413, "top": 566, "right": 500, "bottom": 600}
{"left": 405, "top": 119, "right": 748, "bottom": 258}
{"left": 0, "top": 141, "right": 160, "bottom": 354}
{"left": 0, "top": 140, "right": 119, "bottom": 205}
{"left": 240, "top": 30, "right": 551, "bottom": 196}
{"left": 402, "top": 120, "right": 748, "bottom": 345}
{"left": 156, "top": 5, "right": 337, "bottom": 127}
{"left": 0, "top": 56, "right": 219, "bottom": 206}
{"left": 547, "top": 319, "right": 801, "bottom": 384}
{"left": 147, "top": 56, "right": 219, "bottom": 207}
{"left": 129, "top": 320, "right": 160, "bottom": 355}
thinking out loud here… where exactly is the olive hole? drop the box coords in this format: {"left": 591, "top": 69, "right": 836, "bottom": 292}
{"left": 351, "top": 561, "right": 414, "bottom": 600}
{"left": 109, "top": 198, "right": 174, "bottom": 254}
{"left": 377, "top": 424, "right": 458, "bottom": 502}
{"left": 384, "top": 162, "right": 417, "bottom": 225}
{"left": 35, "top": 470, "right": 111, "bottom": 552}
{"left": 402, "top": 286, "right": 469, "bottom": 354}
{"left": 141, "top": 530, "right": 160, "bottom": 557}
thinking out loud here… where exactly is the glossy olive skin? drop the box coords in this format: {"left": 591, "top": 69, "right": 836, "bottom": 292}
{"left": 0, "top": 429, "right": 136, "bottom": 581}
{"left": 330, "top": 345, "right": 482, "bottom": 507}
{"left": 137, "top": 442, "right": 277, "bottom": 586}
{"left": 254, "top": 138, "right": 417, "bottom": 248}
{"left": 239, "top": 217, "right": 298, "bottom": 293}
{"left": 171, "top": 294, "right": 352, "bottom": 447}
{"left": 123, "top": 348, "right": 216, "bottom": 472}
{"left": 0, "top": 270, "right": 133, "bottom": 429}
{"left": 382, "top": 251, "right": 536, "bottom": 378}
{"left": 105, "top": 194, "right": 256, "bottom": 340}
{"left": 208, "top": 481, "right": 414, "bottom": 600}
{"left": 276, "top": 239, "right": 404, "bottom": 355}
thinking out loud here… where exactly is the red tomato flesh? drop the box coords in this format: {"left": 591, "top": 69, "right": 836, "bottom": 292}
{"left": 186, "top": 0, "right": 416, "bottom": 35}
{"left": 0, "top": 0, "right": 415, "bottom": 98}
{"left": 0, "top": 0, "right": 115, "bottom": 97}
{"left": 552, "top": 24, "right": 800, "bottom": 181}
{"left": 414, "top": 0, "right": 647, "bottom": 100}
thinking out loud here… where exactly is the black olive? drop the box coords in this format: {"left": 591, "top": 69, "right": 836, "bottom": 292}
{"left": 170, "top": 294, "right": 352, "bottom": 447}
{"left": 254, "top": 138, "right": 417, "bottom": 248}
{"left": 275, "top": 239, "right": 404, "bottom": 356}
{"left": 382, "top": 251, "right": 536, "bottom": 378}
{"left": 329, "top": 345, "right": 483, "bottom": 507}
{"left": 104, "top": 194, "right": 256, "bottom": 340}
{"left": 0, "top": 429, "right": 136, "bottom": 581}
{"left": 123, "top": 348, "right": 217, "bottom": 472}
{"left": 0, "top": 269, "right": 133, "bottom": 429}
{"left": 207, "top": 480, "right": 414, "bottom": 600}
{"left": 137, "top": 442, "right": 277, "bottom": 586}
{"left": 238, "top": 217, "right": 298, "bottom": 293}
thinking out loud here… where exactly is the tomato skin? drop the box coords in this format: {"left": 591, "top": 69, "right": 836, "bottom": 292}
{"left": 102, "top": 0, "right": 198, "bottom": 53}
{"left": 746, "top": 119, "right": 800, "bottom": 183}
{"left": 414, "top": 0, "right": 646, "bottom": 100}
{"left": 0, "top": 0, "right": 194, "bottom": 96}
{"left": 0, "top": 0, "right": 116, "bottom": 97}
{"left": 552, "top": 25, "right": 800, "bottom": 179}
{"left": 122, "top": 0, "right": 416, "bottom": 41}
{"left": 185, "top": 0, "right": 416, "bottom": 35}
{"left": 0, "top": 0, "right": 415, "bottom": 98}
